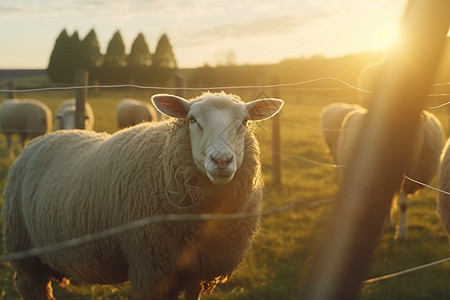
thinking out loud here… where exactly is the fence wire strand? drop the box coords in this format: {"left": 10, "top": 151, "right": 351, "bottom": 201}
{"left": 363, "top": 257, "right": 450, "bottom": 284}
{"left": 2, "top": 198, "right": 301, "bottom": 262}
{"left": 1, "top": 76, "right": 450, "bottom": 289}
{"left": 0, "top": 77, "right": 372, "bottom": 94}
{"left": 2, "top": 77, "right": 450, "bottom": 110}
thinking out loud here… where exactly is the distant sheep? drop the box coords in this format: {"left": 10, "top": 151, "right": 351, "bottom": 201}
{"left": 320, "top": 102, "right": 363, "bottom": 165}
{"left": 336, "top": 108, "right": 444, "bottom": 239}
{"left": 437, "top": 138, "right": 450, "bottom": 244}
{"left": 116, "top": 98, "right": 158, "bottom": 129}
{"left": 2, "top": 92, "right": 284, "bottom": 299}
{"left": 55, "top": 99, "right": 94, "bottom": 130}
{"left": 0, "top": 99, "right": 52, "bottom": 159}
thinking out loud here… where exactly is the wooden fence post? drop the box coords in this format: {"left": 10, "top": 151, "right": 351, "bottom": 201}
{"left": 272, "top": 82, "right": 282, "bottom": 191}
{"left": 75, "top": 69, "right": 88, "bottom": 130}
{"left": 7, "top": 82, "right": 16, "bottom": 99}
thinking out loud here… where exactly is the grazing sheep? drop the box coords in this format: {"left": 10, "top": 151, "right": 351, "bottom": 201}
{"left": 336, "top": 108, "right": 444, "bottom": 239}
{"left": 2, "top": 92, "right": 283, "bottom": 299}
{"left": 0, "top": 99, "right": 52, "bottom": 159}
{"left": 437, "top": 138, "right": 450, "bottom": 244}
{"left": 320, "top": 102, "right": 363, "bottom": 165}
{"left": 55, "top": 99, "right": 94, "bottom": 130}
{"left": 116, "top": 98, "right": 158, "bottom": 129}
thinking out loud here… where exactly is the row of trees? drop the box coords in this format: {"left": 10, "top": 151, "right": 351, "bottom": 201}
{"left": 47, "top": 28, "right": 177, "bottom": 84}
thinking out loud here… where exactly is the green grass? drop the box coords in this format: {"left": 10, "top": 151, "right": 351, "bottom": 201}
{"left": 0, "top": 86, "right": 449, "bottom": 299}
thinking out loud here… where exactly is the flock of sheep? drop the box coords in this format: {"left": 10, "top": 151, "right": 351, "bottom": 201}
{"left": 320, "top": 62, "right": 450, "bottom": 243}
{"left": 1, "top": 63, "right": 450, "bottom": 299}
{"left": 0, "top": 92, "right": 283, "bottom": 299}
{"left": 320, "top": 103, "right": 446, "bottom": 240}
{"left": 0, "top": 98, "right": 158, "bottom": 159}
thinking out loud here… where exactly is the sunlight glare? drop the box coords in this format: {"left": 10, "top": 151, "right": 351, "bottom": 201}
{"left": 373, "top": 23, "right": 399, "bottom": 50}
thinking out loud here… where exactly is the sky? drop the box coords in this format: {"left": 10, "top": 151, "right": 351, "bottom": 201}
{"left": 0, "top": 0, "right": 410, "bottom": 69}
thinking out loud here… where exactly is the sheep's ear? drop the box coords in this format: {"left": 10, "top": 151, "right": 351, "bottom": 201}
{"left": 245, "top": 98, "right": 284, "bottom": 121}
{"left": 151, "top": 94, "right": 191, "bottom": 119}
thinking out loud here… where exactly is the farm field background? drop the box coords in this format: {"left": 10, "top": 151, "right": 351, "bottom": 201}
{"left": 0, "top": 73, "right": 449, "bottom": 299}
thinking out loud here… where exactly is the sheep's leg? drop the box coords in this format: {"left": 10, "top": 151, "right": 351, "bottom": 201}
{"left": 19, "top": 133, "right": 27, "bottom": 151}
{"left": 184, "top": 280, "right": 202, "bottom": 300}
{"left": 395, "top": 190, "right": 408, "bottom": 239}
{"left": 12, "top": 258, "right": 55, "bottom": 300}
{"left": 128, "top": 261, "right": 178, "bottom": 300}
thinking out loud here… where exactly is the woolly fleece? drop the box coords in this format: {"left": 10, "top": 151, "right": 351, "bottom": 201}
{"left": 3, "top": 111, "right": 263, "bottom": 299}
{"left": 336, "top": 109, "right": 443, "bottom": 190}
{"left": 116, "top": 98, "right": 158, "bottom": 129}
{"left": 0, "top": 98, "right": 52, "bottom": 159}
{"left": 320, "top": 102, "right": 363, "bottom": 165}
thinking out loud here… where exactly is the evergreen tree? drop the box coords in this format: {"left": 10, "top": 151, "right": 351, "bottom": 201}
{"left": 127, "top": 33, "right": 152, "bottom": 83}
{"left": 47, "top": 29, "right": 81, "bottom": 83}
{"left": 128, "top": 33, "right": 152, "bottom": 67}
{"left": 103, "top": 30, "right": 127, "bottom": 68}
{"left": 47, "top": 29, "right": 70, "bottom": 82}
{"left": 99, "top": 30, "right": 128, "bottom": 83}
{"left": 152, "top": 33, "right": 177, "bottom": 69}
{"left": 148, "top": 33, "right": 177, "bottom": 84}
{"left": 79, "top": 28, "right": 102, "bottom": 71}
{"left": 68, "top": 31, "right": 81, "bottom": 74}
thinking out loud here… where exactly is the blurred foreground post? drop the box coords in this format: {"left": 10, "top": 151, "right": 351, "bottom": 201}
{"left": 75, "top": 69, "right": 88, "bottom": 130}
{"left": 301, "top": 1, "right": 450, "bottom": 299}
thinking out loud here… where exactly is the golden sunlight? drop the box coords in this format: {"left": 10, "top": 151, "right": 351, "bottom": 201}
{"left": 373, "top": 23, "right": 399, "bottom": 50}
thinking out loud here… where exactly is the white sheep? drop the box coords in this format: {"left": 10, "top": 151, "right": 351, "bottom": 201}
{"left": 2, "top": 92, "right": 283, "bottom": 299}
{"left": 437, "top": 138, "right": 450, "bottom": 244}
{"left": 116, "top": 98, "right": 158, "bottom": 130}
{"left": 336, "top": 108, "right": 444, "bottom": 239}
{"left": 54, "top": 99, "right": 94, "bottom": 130}
{"left": 0, "top": 98, "right": 52, "bottom": 159}
{"left": 320, "top": 102, "right": 363, "bottom": 165}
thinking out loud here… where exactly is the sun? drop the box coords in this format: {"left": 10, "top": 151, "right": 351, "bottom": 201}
{"left": 373, "top": 23, "right": 399, "bottom": 50}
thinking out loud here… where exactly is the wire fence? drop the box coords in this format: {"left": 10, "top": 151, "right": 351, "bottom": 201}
{"left": 2, "top": 77, "right": 450, "bottom": 95}
{"left": 0, "top": 77, "right": 450, "bottom": 290}
{"left": 0, "top": 77, "right": 373, "bottom": 93}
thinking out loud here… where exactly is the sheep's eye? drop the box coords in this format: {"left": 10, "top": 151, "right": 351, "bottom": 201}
{"left": 238, "top": 119, "right": 249, "bottom": 131}
{"left": 188, "top": 116, "right": 203, "bottom": 130}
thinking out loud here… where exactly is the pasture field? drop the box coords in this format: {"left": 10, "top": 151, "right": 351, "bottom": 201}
{"left": 0, "top": 84, "right": 449, "bottom": 299}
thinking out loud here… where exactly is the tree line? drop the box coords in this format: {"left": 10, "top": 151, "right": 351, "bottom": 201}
{"left": 47, "top": 28, "right": 177, "bottom": 84}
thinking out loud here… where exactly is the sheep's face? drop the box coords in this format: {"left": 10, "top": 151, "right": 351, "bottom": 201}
{"left": 187, "top": 98, "right": 249, "bottom": 184}
{"left": 55, "top": 109, "right": 76, "bottom": 130}
{"left": 152, "top": 92, "right": 283, "bottom": 185}
{"left": 55, "top": 106, "right": 90, "bottom": 130}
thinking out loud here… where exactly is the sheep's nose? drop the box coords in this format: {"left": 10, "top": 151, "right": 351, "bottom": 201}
{"left": 211, "top": 155, "right": 233, "bottom": 170}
